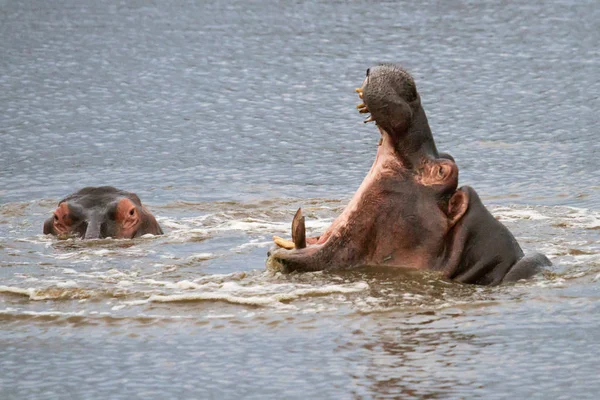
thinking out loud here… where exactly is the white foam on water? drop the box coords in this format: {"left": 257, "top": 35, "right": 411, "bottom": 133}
{"left": 144, "top": 272, "right": 248, "bottom": 289}
{"left": 213, "top": 219, "right": 291, "bottom": 233}
{"left": 197, "top": 271, "right": 248, "bottom": 281}
{"left": 234, "top": 240, "right": 273, "bottom": 251}
{"left": 62, "top": 268, "right": 78, "bottom": 274}
{"left": 56, "top": 280, "right": 78, "bottom": 288}
{"left": 270, "top": 282, "right": 370, "bottom": 301}
{"left": 403, "top": 293, "right": 425, "bottom": 300}
{"left": 493, "top": 207, "right": 551, "bottom": 221}
{"left": 0, "top": 307, "right": 93, "bottom": 322}
{"left": 16, "top": 310, "right": 86, "bottom": 317}
{"left": 16, "top": 237, "right": 51, "bottom": 244}
{"left": 105, "top": 269, "right": 131, "bottom": 278}
{"left": 91, "top": 249, "right": 112, "bottom": 256}
{"left": 557, "top": 206, "right": 600, "bottom": 229}
{"left": 0, "top": 285, "right": 87, "bottom": 301}
{"left": 532, "top": 277, "right": 568, "bottom": 288}
{"left": 139, "top": 293, "right": 295, "bottom": 308}
{"left": 142, "top": 278, "right": 209, "bottom": 290}
{"left": 122, "top": 280, "right": 369, "bottom": 310}
{"left": 0, "top": 285, "right": 33, "bottom": 297}
{"left": 205, "top": 314, "right": 236, "bottom": 319}
{"left": 158, "top": 218, "right": 191, "bottom": 230}
{"left": 185, "top": 252, "right": 214, "bottom": 262}
{"left": 54, "top": 252, "right": 84, "bottom": 260}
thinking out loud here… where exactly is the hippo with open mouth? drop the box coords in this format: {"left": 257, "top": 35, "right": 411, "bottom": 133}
{"left": 43, "top": 186, "right": 163, "bottom": 239}
{"left": 267, "top": 64, "right": 550, "bottom": 285}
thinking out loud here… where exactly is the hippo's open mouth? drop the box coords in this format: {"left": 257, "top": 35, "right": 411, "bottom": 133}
{"left": 267, "top": 64, "right": 457, "bottom": 273}
{"left": 266, "top": 64, "right": 551, "bottom": 286}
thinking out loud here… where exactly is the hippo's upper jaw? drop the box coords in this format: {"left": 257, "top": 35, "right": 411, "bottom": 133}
{"left": 267, "top": 64, "right": 550, "bottom": 285}
{"left": 357, "top": 64, "right": 440, "bottom": 167}
{"left": 43, "top": 186, "right": 163, "bottom": 240}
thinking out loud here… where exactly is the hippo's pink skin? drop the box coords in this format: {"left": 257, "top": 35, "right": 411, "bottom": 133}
{"left": 268, "top": 64, "right": 550, "bottom": 285}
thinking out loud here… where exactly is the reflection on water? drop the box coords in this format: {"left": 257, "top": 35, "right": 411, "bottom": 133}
{"left": 1, "top": 0, "right": 599, "bottom": 398}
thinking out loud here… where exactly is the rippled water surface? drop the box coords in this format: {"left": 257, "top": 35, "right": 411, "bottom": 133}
{"left": 1, "top": 0, "right": 599, "bottom": 398}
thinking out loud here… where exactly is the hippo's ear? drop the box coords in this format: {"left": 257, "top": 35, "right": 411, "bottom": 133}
{"left": 438, "top": 152, "right": 455, "bottom": 163}
{"left": 446, "top": 189, "right": 469, "bottom": 228}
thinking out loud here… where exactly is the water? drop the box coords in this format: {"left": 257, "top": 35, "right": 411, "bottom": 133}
{"left": 1, "top": 0, "right": 599, "bottom": 398}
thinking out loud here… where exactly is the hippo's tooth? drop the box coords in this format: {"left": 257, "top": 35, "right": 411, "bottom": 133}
{"left": 356, "top": 103, "right": 366, "bottom": 109}
{"left": 291, "top": 208, "right": 307, "bottom": 250}
{"left": 359, "top": 108, "right": 370, "bottom": 114}
{"left": 364, "top": 116, "right": 375, "bottom": 123}
{"left": 355, "top": 88, "right": 363, "bottom": 93}
{"left": 273, "top": 236, "right": 295, "bottom": 250}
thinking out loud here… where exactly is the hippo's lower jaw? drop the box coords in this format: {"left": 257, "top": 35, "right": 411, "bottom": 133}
{"left": 267, "top": 244, "right": 328, "bottom": 273}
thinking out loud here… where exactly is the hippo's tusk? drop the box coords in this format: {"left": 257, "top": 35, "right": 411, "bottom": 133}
{"left": 364, "top": 116, "right": 375, "bottom": 123}
{"left": 356, "top": 103, "right": 365, "bottom": 109}
{"left": 355, "top": 88, "right": 363, "bottom": 93}
{"left": 359, "top": 108, "right": 370, "bottom": 114}
{"left": 291, "top": 208, "right": 307, "bottom": 249}
{"left": 273, "top": 236, "right": 295, "bottom": 250}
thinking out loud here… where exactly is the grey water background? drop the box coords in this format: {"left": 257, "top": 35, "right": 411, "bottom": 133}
{"left": 1, "top": 0, "right": 599, "bottom": 399}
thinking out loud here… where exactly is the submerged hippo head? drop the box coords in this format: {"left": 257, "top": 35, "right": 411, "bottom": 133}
{"left": 267, "top": 64, "right": 550, "bottom": 285}
{"left": 43, "top": 186, "right": 163, "bottom": 239}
